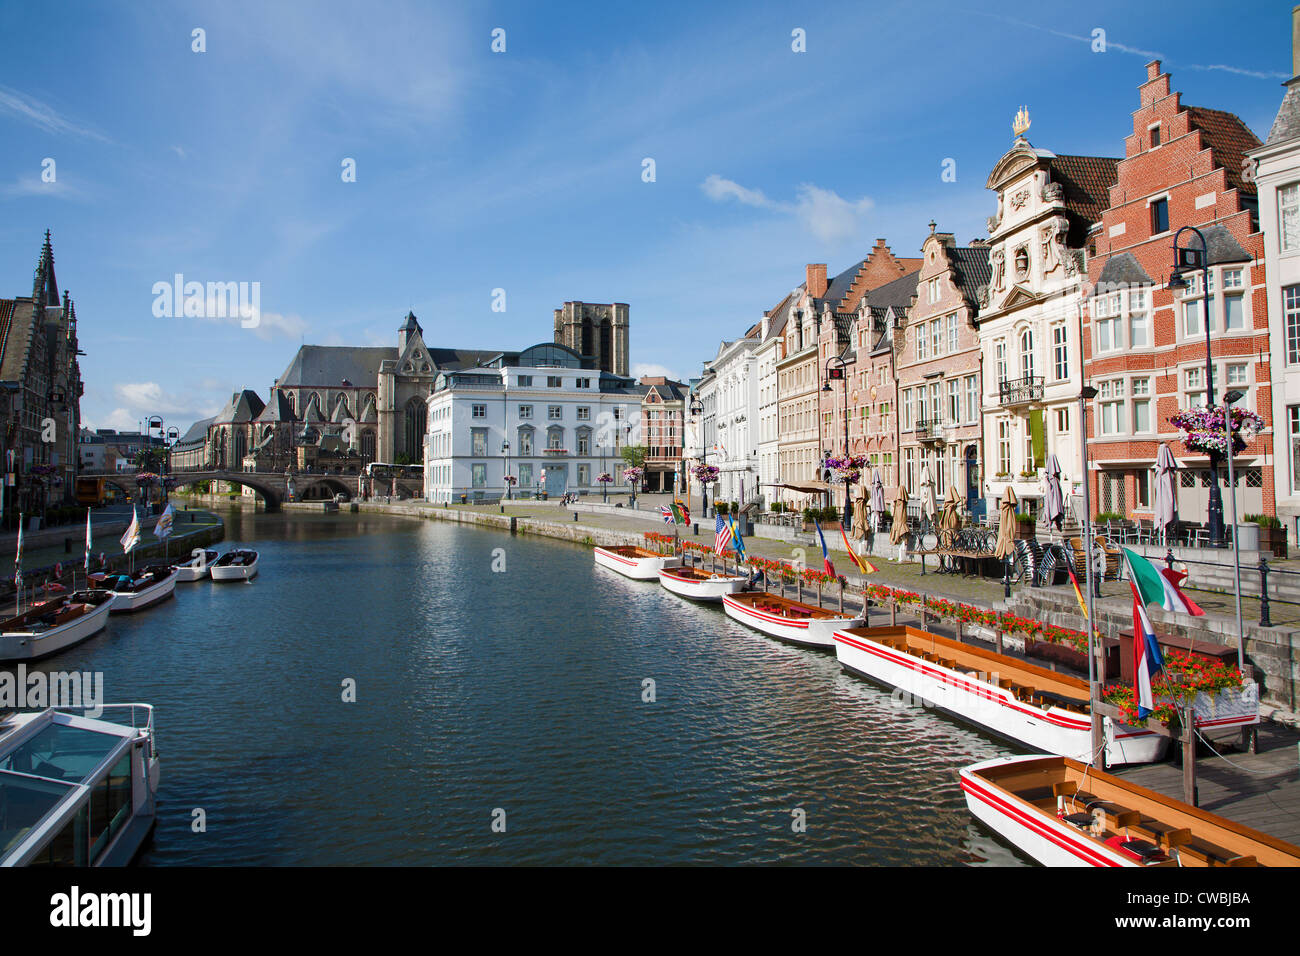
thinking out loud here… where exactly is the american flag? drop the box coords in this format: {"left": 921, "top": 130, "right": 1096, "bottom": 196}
{"left": 714, "top": 513, "right": 733, "bottom": 555}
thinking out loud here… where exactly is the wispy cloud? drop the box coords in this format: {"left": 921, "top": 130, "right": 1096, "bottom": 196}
{"left": 631, "top": 362, "right": 683, "bottom": 383}
{"left": 702, "top": 175, "right": 874, "bottom": 244}
{"left": 1, "top": 174, "right": 83, "bottom": 200}
{"left": 0, "top": 85, "right": 108, "bottom": 139}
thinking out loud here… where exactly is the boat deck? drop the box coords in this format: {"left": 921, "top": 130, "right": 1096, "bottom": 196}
{"left": 728, "top": 592, "right": 856, "bottom": 621}
{"left": 974, "top": 756, "right": 1300, "bottom": 867}
{"left": 837, "top": 625, "right": 1091, "bottom": 713}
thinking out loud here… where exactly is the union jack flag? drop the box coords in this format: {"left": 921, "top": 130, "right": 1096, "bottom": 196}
{"left": 714, "top": 513, "right": 733, "bottom": 555}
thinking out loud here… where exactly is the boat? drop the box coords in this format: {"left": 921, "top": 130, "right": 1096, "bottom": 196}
{"left": 93, "top": 565, "right": 179, "bottom": 614}
{"left": 171, "top": 549, "right": 217, "bottom": 582}
{"left": 961, "top": 754, "right": 1300, "bottom": 867}
{"left": 592, "top": 546, "right": 681, "bottom": 580}
{"left": 210, "top": 549, "right": 259, "bottom": 582}
{"left": 832, "top": 625, "right": 1168, "bottom": 765}
{"left": 0, "top": 704, "right": 161, "bottom": 866}
{"left": 722, "top": 591, "right": 864, "bottom": 649}
{"left": 658, "top": 565, "right": 749, "bottom": 602}
{"left": 0, "top": 590, "right": 114, "bottom": 662}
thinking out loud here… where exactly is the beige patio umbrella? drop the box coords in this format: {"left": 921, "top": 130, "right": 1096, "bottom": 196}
{"left": 940, "top": 485, "right": 963, "bottom": 533}
{"left": 889, "top": 484, "right": 911, "bottom": 545}
{"left": 851, "top": 489, "right": 869, "bottom": 541}
{"left": 994, "top": 486, "right": 1019, "bottom": 559}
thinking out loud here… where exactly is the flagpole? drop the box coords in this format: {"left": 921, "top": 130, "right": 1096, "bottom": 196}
{"left": 1076, "top": 312, "right": 1104, "bottom": 766}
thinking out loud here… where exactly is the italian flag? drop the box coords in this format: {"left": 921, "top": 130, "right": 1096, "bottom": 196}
{"left": 1123, "top": 548, "right": 1202, "bottom": 718}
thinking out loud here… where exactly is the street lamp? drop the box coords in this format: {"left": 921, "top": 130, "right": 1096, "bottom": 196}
{"left": 1223, "top": 388, "right": 1246, "bottom": 665}
{"left": 823, "top": 353, "right": 851, "bottom": 531}
{"left": 1167, "top": 227, "right": 1225, "bottom": 545}
{"left": 690, "top": 396, "right": 708, "bottom": 517}
{"left": 502, "top": 440, "right": 511, "bottom": 500}
{"left": 1079, "top": 381, "right": 1103, "bottom": 763}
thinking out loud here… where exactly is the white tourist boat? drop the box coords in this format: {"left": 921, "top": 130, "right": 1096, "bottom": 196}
{"left": 722, "top": 592, "right": 864, "bottom": 649}
{"left": 171, "top": 548, "right": 217, "bottom": 582}
{"left": 0, "top": 704, "right": 161, "bottom": 866}
{"left": 832, "top": 625, "right": 1168, "bottom": 766}
{"left": 658, "top": 565, "right": 749, "bottom": 602}
{"left": 210, "top": 549, "right": 259, "bottom": 582}
{"left": 592, "top": 545, "right": 681, "bottom": 580}
{"left": 96, "top": 566, "right": 179, "bottom": 614}
{"left": 960, "top": 754, "right": 1300, "bottom": 868}
{"left": 0, "top": 590, "right": 114, "bottom": 662}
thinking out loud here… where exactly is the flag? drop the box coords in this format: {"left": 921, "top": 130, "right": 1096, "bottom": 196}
{"left": 1131, "top": 592, "right": 1165, "bottom": 719}
{"left": 840, "top": 525, "right": 877, "bottom": 574}
{"left": 153, "top": 503, "right": 175, "bottom": 540}
{"left": 84, "top": 510, "right": 93, "bottom": 573}
{"left": 672, "top": 500, "right": 690, "bottom": 525}
{"left": 1123, "top": 548, "right": 1205, "bottom": 616}
{"left": 120, "top": 507, "right": 141, "bottom": 554}
{"left": 660, "top": 505, "right": 674, "bottom": 524}
{"left": 727, "top": 514, "right": 746, "bottom": 563}
{"left": 14, "top": 517, "right": 23, "bottom": 588}
{"left": 813, "top": 518, "right": 835, "bottom": 577}
{"left": 54, "top": 562, "right": 62, "bottom": 580}
{"left": 1066, "top": 566, "right": 1089, "bottom": 620}
{"left": 714, "top": 513, "right": 733, "bottom": 555}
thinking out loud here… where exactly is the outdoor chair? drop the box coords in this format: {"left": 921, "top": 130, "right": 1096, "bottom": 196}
{"left": 1094, "top": 535, "right": 1122, "bottom": 580}
{"left": 1068, "top": 537, "right": 1088, "bottom": 577}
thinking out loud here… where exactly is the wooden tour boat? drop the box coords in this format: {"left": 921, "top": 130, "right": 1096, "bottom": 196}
{"left": 0, "top": 704, "right": 161, "bottom": 866}
{"left": 93, "top": 566, "right": 179, "bottom": 614}
{"left": 210, "top": 549, "right": 259, "bottom": 582}
{"left": 172, "top": 548, "right": 217, "bottom": 582}
{"left": 832, "top": 625, "right": 1167, "bottom": 765}
{"left": 722, "top": 591, "right": 864, "bottom": 649}
{"left": 658, "top": 565, "right": 749, "bottom": 602}
{"left": 0, "top": 590, "right": 115, "bottom": 662}
{"left": 962, "top": 754, "right": 1300, "bottom": 867}
{"left": 592, "top": 545, "right": 682, "bottom": 580}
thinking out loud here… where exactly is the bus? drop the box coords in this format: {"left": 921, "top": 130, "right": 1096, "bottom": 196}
{"left": 363, "top": 462, "right": 423, "bottom": 481}
{"left": 75, "top": 476, "right": 106, "bottom": 507}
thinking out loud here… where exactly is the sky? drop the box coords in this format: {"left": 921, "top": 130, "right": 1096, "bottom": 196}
{"left": 0, "top": 0, "right": 1294, "bottom": 435}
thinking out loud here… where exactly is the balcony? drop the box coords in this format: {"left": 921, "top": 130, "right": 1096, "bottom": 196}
{"left": 998, "top": 376, "right": 1044, "bottom": 407}
{"left": 914, "top": 418, "right": 945, "bottom": 442}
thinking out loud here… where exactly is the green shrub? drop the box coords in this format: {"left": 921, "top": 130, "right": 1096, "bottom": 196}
{"left": 821, "top": 506, "right": 841, "bottom": 523}
{"left": 1245, "top": 513, "right": 1281, "bottom": 528}
{"left": 715, "top": 501, "right": 729, "bottom": 515}
{"left": 770, "top": 502, "right": 784, "bottom": 514}
{"left": 802, "top": 507, "right": 817, "bottom": 524}
{"left": 1094, "top": 511, "right": 1125, "bottom": 523}
{"left": 1016, "top": 512, "right": 1036, "bottom": 524}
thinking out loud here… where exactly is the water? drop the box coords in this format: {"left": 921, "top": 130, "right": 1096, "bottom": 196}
{"left": 12, "top": 509, "right": 1028, "bottom": 865}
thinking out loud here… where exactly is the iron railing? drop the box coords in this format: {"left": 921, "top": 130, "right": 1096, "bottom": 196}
{"left": 998, "top": 376, "right": 1044, "bottom": 406}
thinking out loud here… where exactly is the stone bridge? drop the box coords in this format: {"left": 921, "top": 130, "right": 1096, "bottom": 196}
{"left": 81, "top": 470, "right": 424, "bottom": 511}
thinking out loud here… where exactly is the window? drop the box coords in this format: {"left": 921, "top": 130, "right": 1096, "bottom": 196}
{"left": 518, "top": 404, "right": 533, "bottom": 419}
{"left": 904, "top": 447, "right": 916, "bottom": 491}
{"left": 548, "top": 405, "right": 562, "bottom": 420}
{"left": 901, "top": 389, "right": 913, "bottom": 430}
{"left": 518, "top": 463, "right": 533, "bottom": 487}
{"left": 931, "top": 319, "right": 943, "bottom": 357}
{"left": 1128, "top": 289, "right": 1149, "bottom": 347}
{"left": 576, "top": 406, "right": 590, "bottom": 420}
{"left": 1185, "top": 367, "right": 1206, "bottom": 408}
{"left": 947, "top": 313, "right": 959, "bottom": 353}
{"left": 1290, "top": 406, "right": 1300, "bottom": 494}
{"left": 1100, "top": 378, "right": 1124, "bottom": 435}
{"left": 546, "top": 376, "right": 563, "bottom": 388}
{"left": 472, "top": 404, "right": 486, "bottom": 418}
{"left": 965, "top": 375, "right": 978, "bottom": 423}
{"left": 1280, "top": 184, "right": 1300, "bottom": 251}
{"left": 517, "top": 375, "right": 533, "bottom": 387}
{"left": 1287, "top": 286, "right": 1300, "bottom": 364}
{"left": 1132, "top": 378, "right": 1151, "bottom": 433}
{"left": 472, "top": 428, "right": 487, "bottom": 457}
{"left": 928, "top": 382, "right": 941, "bottom": 422}
{"left": 1225, "top": 292, "right": 1245, "bottom": 331}
{"left": 1149, "top": 124, "right": 1161, "bottom": 148}
{"left": 1227, "top": 363, "right": 1249, "bottom": 387}
{"left": 946, "top": 379, "right": 960, "bottom": 424}
{"left": 995, "top": 341, "right": 1007, "bottom": 383}
{"left": 472, "top": 463, "right": 486, "bottom": 487}
{"left": 928, "top": 278, "right": 940, "bottom": 303}
{"left": 577, "top": 464, "right": 590, "bottom": 486}
{"left": 997, "top": 421, "right": 1011, "bottom": 476}
{"left": 1056, "top": 407, "right": 1070, "bottom": 434}
{"left": 1051, "top": 326, "right": 1069, "bottom": 380}
{"left": 518, "top": 428, "right": 534, "bottom": 456}
{"left": 1019, "top": 329, "right": 1034, "bottom": 379}
{"left": 916, "top": 325, "right": 928, "bottom": 361}
{"left": 1150, "top": 197, "right": 1169, "bottom": 235}
{"left": 576, "top": 378, "right": 591, "bottom": 388}
{"left": 547, "top": 428, "right": 564, "bottom": 450}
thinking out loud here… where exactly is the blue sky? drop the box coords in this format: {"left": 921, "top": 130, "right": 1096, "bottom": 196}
{"left": 0, "top": 0, "right": 1292, "bottom": 434}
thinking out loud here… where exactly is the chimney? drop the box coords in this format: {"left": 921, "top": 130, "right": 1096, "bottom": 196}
{"left": 806, "top": 263, "right": 828, "bottom": 298}
{"left": 1146, "top": 60, "right": 1161, "bottom": 82}
{"left": 1294, "top": 6, "right": 1300, "bottom": 77}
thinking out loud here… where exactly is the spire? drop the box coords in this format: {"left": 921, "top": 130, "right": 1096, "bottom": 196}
{"left": 34, "top": 229, "right": 58, "bottom": 308}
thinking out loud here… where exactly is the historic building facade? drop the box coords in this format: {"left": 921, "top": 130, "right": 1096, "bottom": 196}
{"left": 1084, "top": 61, "right": 1270, "bottom": 522}
{"left": 978, "top": 124, "right": 1119, "bottom": 521}
{"left": 639, "top": 376, "right": 686, "bottom": 494}
{"left": 552, "top": 301, "right": 629, "bottom": 377}
{"left": 896, "top": 227, "right": 989, "bottom": 519}
{"left": 776, "top": 265, "right": 828, "bottom": 510}
{"left": 699, "top": 330, "right": 760, "bottom": 506}
{"left": 755, "top": 295, "right": 789, "bottom": 510}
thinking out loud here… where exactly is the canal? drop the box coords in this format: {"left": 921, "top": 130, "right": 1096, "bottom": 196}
{"left": 14, "top": 509, "right": 1027, "bottom": 865}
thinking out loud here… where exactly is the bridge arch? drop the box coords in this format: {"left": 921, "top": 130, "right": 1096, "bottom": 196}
{"left": 168, "top": 471, "right": 283, "bottom": 511}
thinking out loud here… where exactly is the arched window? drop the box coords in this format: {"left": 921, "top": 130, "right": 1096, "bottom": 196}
{"left": 361, "top": 430, "right": 376, "bottom": 462}
{"left": 1019, "top": 329, "right": 1034, "bottom": 379}
{"left": 403, "top": 398, "right": 427, "bottom": 460}
{"left": 547, "top": 425, "right": 564, "bottom": 450}
{"left": 233, "top": 428, "right": 247, "bottom": 466}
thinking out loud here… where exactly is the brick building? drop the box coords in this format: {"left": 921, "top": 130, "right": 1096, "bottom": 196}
{"left": 1084, "top": 61, "right": 1270, "bottom": 523}
{"left": 639, "top": 376, "right": 686, "bottom": 493}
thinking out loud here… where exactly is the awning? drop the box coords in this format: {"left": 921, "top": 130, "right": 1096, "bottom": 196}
{"left": 765, "top": 481, "right": 831, "bottom": 494}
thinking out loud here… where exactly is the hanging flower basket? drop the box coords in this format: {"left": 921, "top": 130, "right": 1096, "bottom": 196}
{"left": 597, "top": 473, "right": 613, "bottom": 484}
{"left": 1169, "top": 407, "right": 1264, "bottom": 457}
{"left": 823, "top": 454, "right": 868, "bottom": 485}
{"left": 692, "top": 463, "right": 720, "bottom": 484}
{"left": 135, "top": 472, "right": 161, "bottom": 484}
{"left": 622, "top": 467, "right": 643, "bottom": 485}
{"left": 503, "top": 475, "right": 518, "bottom": 486}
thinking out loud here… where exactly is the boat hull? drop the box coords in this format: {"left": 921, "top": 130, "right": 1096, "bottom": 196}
{"left": 832, "top": 628, "right": 1167, "bottom": 765}
{"left": 210, "top": 560, "right": 258, "bottom": 582}
{"left": 109, "top": 571, "right": 178, "bottom": 613}
{"left": 722, "top": 594, "right": 863, "bottom": 648}
{"left": 593, "top": 547, "right": 681, "bottom": 580}
{"left": 959, "top": 758, "right": 1134, "bottom": 867}
{"left": 658, "top": 568, "right": 747, "bottom": 602}
{"left": 0, "top": 598, "right": 113, "bottom": 662}
{"left": 172, "top": 550, "right": 216, "bottom": 582}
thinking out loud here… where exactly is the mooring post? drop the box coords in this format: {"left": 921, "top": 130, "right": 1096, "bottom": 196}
{"left": 1183, "top": 700, "right": 1198, "bottom": 807}
{"left": 1259, "top": 557, "right": 1272, "bottom": 627}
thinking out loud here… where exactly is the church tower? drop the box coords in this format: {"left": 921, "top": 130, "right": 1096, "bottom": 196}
{"left": 552, "top": 301, "right": 629, "bottom": 376}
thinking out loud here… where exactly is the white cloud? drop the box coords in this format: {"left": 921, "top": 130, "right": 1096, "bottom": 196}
{"left": 631, "top": 362, "right": 682, "bottom": 383}
{"left": 250, "top": 311, "right": 308, "bottom": 342}
{"left": 1, "top": 175, "right": 82, "bottom": 200}
{"left": 0, "top": 86, "right": 107, "bottom": 140}
{"left": 701, "top": 175, "right": 874, "bottom": 244}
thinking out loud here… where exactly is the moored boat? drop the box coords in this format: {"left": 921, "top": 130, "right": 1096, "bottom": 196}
{"left": 0, "top": 704, "right": 161, "bottom": 866}
{"left": 722, "top": 591, "right": 864, "bottom": 649}
{"left": 172, "top": 549, "right": 217, "bottom": 582}
{"left": 592, "top": 545, "right": 681, "bottom": 580}
{"left": 961, "top": 754, "right": 1300, "bottom": 867}
{"left": 658, "top": 565, "right": 748, "bottom": 602}
{"left": 94, "top": 565, "right": 178, "bottom": 614}
{"left": 0, "top": 590, "right": 114, "bottom": 662}
{"left": 832, "top": 625, "right": 1167, "bottom": 765}
{"left": 210, "top": 549, "right": 259, "bottom": 582}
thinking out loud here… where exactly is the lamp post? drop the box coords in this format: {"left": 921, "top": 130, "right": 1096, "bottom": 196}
{"left": 1167, "top": 227, "right": 1224, "bottom": 545}
{"left": 502, "top": 440, "right": 511, "bottom": 500}
{"left": 823, "top": 353, "right": 851, "bottom": 531}
{"left": 1223, "top": 389, "right": 1246, "bottom": 665}
{"left": 690, "top": 396, "right": 708, "bottom": 517}
{"left": 1078, "top": 382, "right": 1103, "bottom": 763}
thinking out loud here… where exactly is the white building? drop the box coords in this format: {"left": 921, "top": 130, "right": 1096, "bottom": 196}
{"left": 756, "top": 295, "right": 790, "bottom": 510}
{"left": 423, "top": 342, "right": 641, "bottom": 503}
{"left": 978, "top": 131, "right": 1118, "bottom": 519}
{"left": 696, "top": 328, "right": 761, "bottom": 509}
{"left": 1252, "top": 29, "right": 1300, "bottom": 542}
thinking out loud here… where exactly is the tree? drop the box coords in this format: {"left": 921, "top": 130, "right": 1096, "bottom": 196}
{"left": 620, "top": 445, "right": 647, "bottom": 470}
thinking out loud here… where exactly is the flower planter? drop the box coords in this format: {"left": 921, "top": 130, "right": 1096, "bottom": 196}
{"left": 1015, "top": 522, "right": 1036, "bottom": 540}
{"left": 1188, "top": 683, "right": 1259, "bottom": 724}
{"left": 1259, "top": 526, "right": 1288, "bottom": 559}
